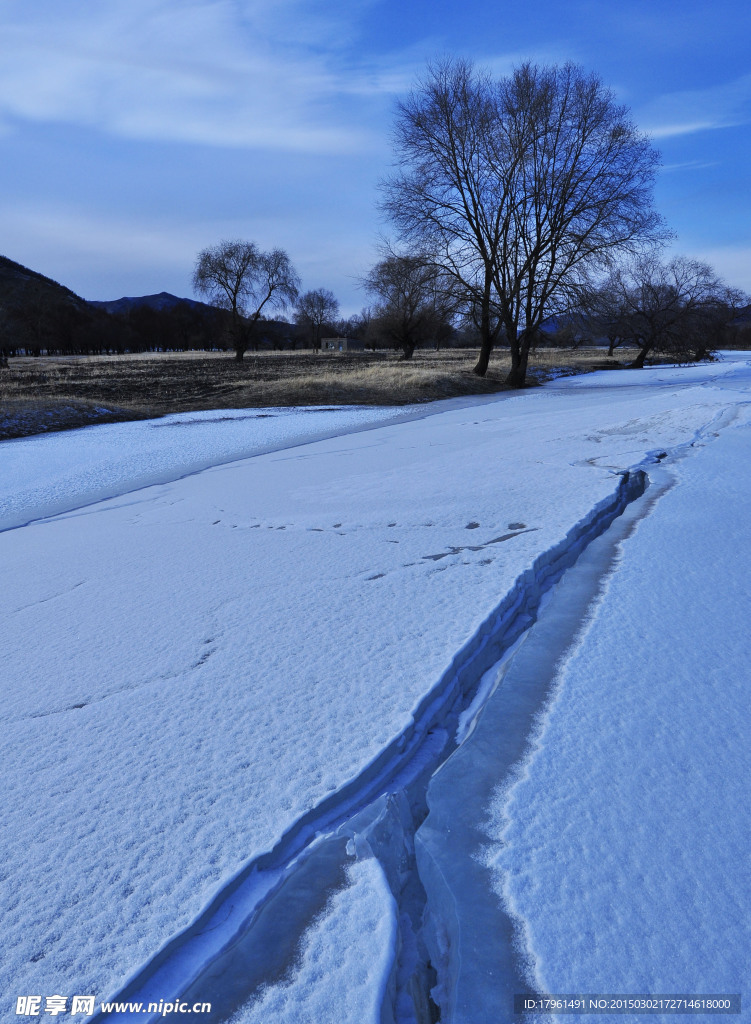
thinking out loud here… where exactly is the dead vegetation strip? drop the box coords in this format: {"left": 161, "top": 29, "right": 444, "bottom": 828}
{"left": 0, "top": 348, "right": 637, "bottom": 441}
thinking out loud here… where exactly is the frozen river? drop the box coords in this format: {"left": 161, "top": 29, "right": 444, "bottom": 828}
{"left": 2, "top": 356, "right": 750, "bottom": 1022}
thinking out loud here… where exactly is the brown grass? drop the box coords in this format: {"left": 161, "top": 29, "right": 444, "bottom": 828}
{"left": 0, "top": 347, "right": 637, "bottom": 441}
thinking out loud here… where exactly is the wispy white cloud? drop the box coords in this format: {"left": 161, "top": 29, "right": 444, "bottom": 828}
{"left": 660, "top": 159, "right": 720, "bottom": 173}
{"left": 0, "top": 0, "right": 404, "bottom": 152}
{"left": 639, "top": 73, "right": 751, "bottom": 139}
{"left": 649, "top": 122, "right": 733, "bottom": 140}
{"left": 0, "top": 1, "right": 565, "bottom": 153}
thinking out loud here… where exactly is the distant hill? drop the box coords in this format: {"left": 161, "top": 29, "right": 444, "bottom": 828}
{"left": 87, "top": 293, "right": 297, "bottom": 339}
{"left": 0, "top": 254, "right": 90, "bottom": 311}
{"left": 88, "top": 294, "right": 297, "bottom": 339}
{"left": 0, "top": 254, "right": 304, "bottom": 356}
{"left": 89, "top": 292, "right": 210, "bottom": 315}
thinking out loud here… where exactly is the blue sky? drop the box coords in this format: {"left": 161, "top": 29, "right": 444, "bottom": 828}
{"left": 1, "top": 0, "right": 749, "bottom": 314}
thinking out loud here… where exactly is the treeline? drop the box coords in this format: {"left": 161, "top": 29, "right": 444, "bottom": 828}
{"left": 4, "top": 262, "right": 744, "bottom": 365}
{"left": 546, "top": 256, "right": 750, "bottom": 363}
{"left": 0, "top": 281, "right": 225, "bottom": 358}
{"left": 0, "top": 271, "right": 480, "bottom": 362}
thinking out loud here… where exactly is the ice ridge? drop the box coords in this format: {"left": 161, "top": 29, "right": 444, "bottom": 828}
{"left": 91, "top": 470, "right": 648, "bottom": 1024}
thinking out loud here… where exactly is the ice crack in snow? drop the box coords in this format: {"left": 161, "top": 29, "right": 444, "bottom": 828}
{"left": 422, "top": 527, "right": 539, "bottom": 561}
{"left": 91, "top": 470, "right": 648, "bottom": 1024}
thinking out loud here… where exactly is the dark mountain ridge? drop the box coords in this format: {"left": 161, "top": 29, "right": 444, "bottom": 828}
{"left": 0, "top": 253, "right": 302, "bottom": 357}
{"left": 0, "top": 254, "right": 90, "bottom": 309}
{"left": 89, "top": 292, "right": 209, "bottom": 315}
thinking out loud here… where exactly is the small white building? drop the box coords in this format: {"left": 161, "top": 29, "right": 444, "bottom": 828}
{"left": 320, "top": 337, "right": 349, "bottom": 352}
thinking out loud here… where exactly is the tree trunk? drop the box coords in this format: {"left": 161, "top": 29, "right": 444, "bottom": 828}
{"left": 505, "top": 329, "right": 530, "bottom": 387}
{"left": 473, "top": 338, "right": 493, "bottom": 376}
{"left": 630, "top": 345, "right": 647, "bottom": 368}
{"left": 472, "top": 285, "right": 495, "bottom": 376}
{"left": 231, "top": 313, "right": 247, "bottom": 361}
{"left": 234, "top": 330, "right": 248, "bottom": 361}
{"left": 505, "top": 357, "right": 528, "bottom": 387}
{"left": 401, "top": 342, "right": 416, "bottom": 359}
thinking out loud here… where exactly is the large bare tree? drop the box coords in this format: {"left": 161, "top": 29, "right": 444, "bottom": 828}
{"left": 193, "top": 240, "right": 299, "bottom": 360}
{"left": 381, "top": 58, "right": 664, "bottom": 384}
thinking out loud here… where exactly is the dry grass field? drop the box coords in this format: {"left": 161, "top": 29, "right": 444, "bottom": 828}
{"left": 0, "top": 347, "right": 637, "bottom": 441}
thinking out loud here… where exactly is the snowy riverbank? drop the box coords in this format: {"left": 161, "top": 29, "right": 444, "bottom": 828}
{"left": 2, "top": 355, "right": 750, "bottom": 1022}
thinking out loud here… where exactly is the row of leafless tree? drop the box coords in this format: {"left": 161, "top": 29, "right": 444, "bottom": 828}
{"left": 192, "top": 58, "right": 747, "bottom": 379}
{"left": 193, "top": 240, "right": 746, "bottom": 369}
{"left": 4, "top": 58, "right": 745, "bottom": 373}
{"left": 190, "top": 241, "right": 444, "bottom": 359}
{"left": 572, "top": 255, "right": 745, "bottom": 365}
{"left": 191, "top": 243, "right": 472, "bottom": 359}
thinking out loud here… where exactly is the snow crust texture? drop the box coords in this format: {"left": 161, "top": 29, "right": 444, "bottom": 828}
{"left": 2, "top": 355, "right": 750, "bottom": 1017}
{"left": 489, "top": 413, "right": 751, "bottom": 1019}
{"left": 0, "top": 405, "right": 412, "bottom": 531}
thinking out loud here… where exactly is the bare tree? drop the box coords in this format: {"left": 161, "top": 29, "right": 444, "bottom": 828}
{"left": 333, "top": 313, "right": 365, "bottom": 340}
{"left": 574, "top": 278, "right": 633, "bottom": 356}
{"left": 193, "top": 240, "right": 299, "bottom": 361}
{"left": 381, "top": 58, "right": 664, "bottom": 384}
{"left": 295, "top": 288, "right": 340, "bottom": 350}
{"left": 344, "top": 306, "right": 380, "bottom": 349}
{"left": 597, "top": 256, "right": 747, "bottom": 366}
{"left": 362, "top": 254, "right": 458, "bottom": 359}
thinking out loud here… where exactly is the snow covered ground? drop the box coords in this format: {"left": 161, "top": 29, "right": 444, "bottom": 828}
{"left": 2, "top": 355, "right": 750, "bottom": 1022}
{"left": 0, "top": 405, "right": 417, "bottom": 532}
{"left": 487, "top": 411, "right": 751, "bottom": 1020}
